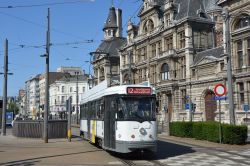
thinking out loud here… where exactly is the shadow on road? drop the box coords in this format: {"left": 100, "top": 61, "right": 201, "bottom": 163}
{"left": 111, "top": 140, "right": 196, "bottom": 160}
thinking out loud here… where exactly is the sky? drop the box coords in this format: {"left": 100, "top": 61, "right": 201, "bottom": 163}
{"left": 0, "top": 0, "right": 141, "bottom": 96}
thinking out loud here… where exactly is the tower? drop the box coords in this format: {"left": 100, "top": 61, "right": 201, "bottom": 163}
{"left": 103, "top": 7, "right": 122, "bottom": 40}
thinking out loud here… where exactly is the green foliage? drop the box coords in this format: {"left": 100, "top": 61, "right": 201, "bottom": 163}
{"left": 222, "top": 124, "right": 247, "bottom": 145}
{"left": 170, "top": 121, "right": 193, "bottom": 138}
{"left": 8, "top": 102, "right": 19, "bottom": 115}
{"left": 170, "top": 121, "right": 247, "bottom": 145}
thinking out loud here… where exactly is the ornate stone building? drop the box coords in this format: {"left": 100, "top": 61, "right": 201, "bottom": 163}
{"left": 120, "top": 0, "right": 250, "bottom": 125}
{"left": 218, "top": 0, "right": 250, "bottom": 124}
{"left": 91, "top": 6, "right": 126, "bottom": 86}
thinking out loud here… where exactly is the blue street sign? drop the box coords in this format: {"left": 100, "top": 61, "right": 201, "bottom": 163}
{"left": 185, "top": 103, "right": 190, "bottom": 109}
{"left": 213, "top": 96, "right": 227, "bottom": 100}
{"left": 243, "top": 105, "right": 249, "bottom": 112}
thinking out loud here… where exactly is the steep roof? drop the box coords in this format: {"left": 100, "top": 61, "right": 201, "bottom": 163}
{"left": 203, "top": 0, "right": 222, "bottom": 12}
{"left": 193, "top": 46, "right": 224, "bottom": 65}
{"left": 95, "top": 37, "right": 126, "bottom": 57}
{"left": 103, "top": 7, "right": 117, "bottom": 30}
{"left": 174, "top": 0, "right": 211, "bottom": 21}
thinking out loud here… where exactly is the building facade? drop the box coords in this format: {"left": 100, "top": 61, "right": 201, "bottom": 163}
{"left": 90, "top": 6, "right": 126, "bottom": 86}
{"left": 119, "top": 0, "right": 250, "bottom": 125}
{"left": 49, "top": 74, "right": 89, "bottom": 118}
{"left": 25, "top": 75, "right": 40, "bottom": 119}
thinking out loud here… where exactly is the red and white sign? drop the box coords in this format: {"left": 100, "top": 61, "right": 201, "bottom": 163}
{"left": 214, "top": 84, "right": 227, "bottom": 97}
{"left": 127, "top": 87, "right": 151, "bottom": 95}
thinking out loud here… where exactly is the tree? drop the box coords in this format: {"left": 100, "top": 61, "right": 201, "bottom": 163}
{"left": 8, "top": 102, "right": 19, "bottom": 115}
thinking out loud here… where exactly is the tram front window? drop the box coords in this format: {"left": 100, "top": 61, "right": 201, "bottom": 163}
{"left": 118, "top": 97, "right": 156, "bottom": 121}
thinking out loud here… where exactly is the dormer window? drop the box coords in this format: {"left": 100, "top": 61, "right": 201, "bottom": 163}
{"left": 143, "top": 19, "right": 154, "bottom": 34}
{"left": 234, "top": 14, "right": 250, "bottom": 30}
{"left": 197, "top": 9, "right": 207, "bottom": 19}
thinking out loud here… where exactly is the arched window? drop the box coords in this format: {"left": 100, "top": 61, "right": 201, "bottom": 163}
{"left": 234, "top": 14, "right": 250, "bottom": 30}
{"left": 161, "top": 63, "right": 170, "bottom": 80}
{"left": 148, "top": 19, "right": 154, "bottom": 31}
{"left": 143, "top": 21, "right": 148, "bottom": 33}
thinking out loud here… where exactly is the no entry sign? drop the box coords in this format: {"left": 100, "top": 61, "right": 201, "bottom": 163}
{"left": 214, "top": 84, "right": 227, "bottom": 97}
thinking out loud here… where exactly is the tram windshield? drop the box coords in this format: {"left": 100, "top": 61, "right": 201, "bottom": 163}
{"left": 117, "top": 97, "right": 156, "bottom": 121}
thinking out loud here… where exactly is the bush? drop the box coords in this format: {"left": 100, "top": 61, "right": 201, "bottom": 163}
{"left": 169, "top": 121, "right": 247, "bottom": 145}
{"left": 222, "top": 124, "right": 247, "bottom": 145}
{"left": 170, "top": 121, "right": 193, "bottom": 138}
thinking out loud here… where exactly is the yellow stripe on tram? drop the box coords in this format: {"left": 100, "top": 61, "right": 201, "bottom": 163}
{"left": 91, "top": 120, "right": 96, "bottom": 143}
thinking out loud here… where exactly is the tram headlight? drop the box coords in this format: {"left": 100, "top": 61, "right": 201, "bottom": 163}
{"left": 139, "top": 127, "right": 147, "bottom": 136}
{"left": 131, "top": 134, "right": 135, "bottom": 139}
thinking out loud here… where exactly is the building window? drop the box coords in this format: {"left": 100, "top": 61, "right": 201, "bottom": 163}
{"left": 148, "top": 19, "right": 154, "bottom": 32}
{"left": 62, "top": 96, "right": 65, "bottom": 104}
{"left": 70, "top": 87, "right": 73, "bottom": 92}
{"left": 143, "top": 21, "right": 148, "bottom": 33}
{"left": 192, "top": 69, "right": 196, "bottom": 77}
{"left": 165, "top": 13, "right": 171, "bottom": 27}
{"left": 161, "top": 63, "right": 170, "bottom": 80}
{"left": 238, "top": 82, "right": 244, "bottom": 105}
{"left": 220, "top": 62, "right": 225, "bottom": 71}
{"left": 164, "top": 36, "right": 173, "bottom": 51}
{"left": 181, "top": 89, "right": 187, "bottom": 109}
{"left": 235, "top": 14, "right": 250, "bottom": 30}
{"left": 237, "top": 40, "right": 243, "bottom": 68}
{"left": 247, "top": 38, "right": 250, "bottom": 66}
{"left": 141, "top": 47, "right": 147, "bottom": 60}
{"left": 151, "top": 43, "right": 156, "bottom": 57}
{"left": 157, "top": 41, "right": 162, "bottom": 54}
{"left": 82, "top": 87, "right": 85, "bottom": 93}
{"left": 179, "top": 31, "right": 185, "bottom": 49}
{"left": 62, "top": 86, "right": 65, "bottom": 93}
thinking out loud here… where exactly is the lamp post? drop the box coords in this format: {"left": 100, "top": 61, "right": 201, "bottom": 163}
{"left": 75, "top": 71, "right": 79, "bottom": 124}
{"left": 224, "top": 8, "right": 235, "bottom": 125}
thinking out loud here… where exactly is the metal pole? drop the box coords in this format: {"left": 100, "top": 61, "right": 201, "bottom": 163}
{"left": 1, "top": 39, "right": 8, "bottom": 136}
{"left": 189, "top": 78, "right": 192, "bottom": 122}
{"left": 44, "top": 8, "right": 50, "bottom": 143}
{"left": 224, "top": 8, "right": 235, "bottom": 125}
{"left": 219, "top": 100, "right": 222, "bottom": 143}
{"left": 67, "top": 97, "right": 72, "bottom": 142}
{"left": 76, "top": 72, "right": 79, "bottom": 124}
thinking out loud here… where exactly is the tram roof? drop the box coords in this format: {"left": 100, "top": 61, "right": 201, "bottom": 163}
{"left": 80, "top": 80, "right": 155, "bottom": 104}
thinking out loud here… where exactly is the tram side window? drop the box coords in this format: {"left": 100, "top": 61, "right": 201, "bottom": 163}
{"left": 96, "top": 99, "right": 104, "bottom": 120}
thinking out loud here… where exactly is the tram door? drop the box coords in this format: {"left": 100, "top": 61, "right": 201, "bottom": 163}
{"left": 104, "top": 96, "right": 116, "bottom": 149}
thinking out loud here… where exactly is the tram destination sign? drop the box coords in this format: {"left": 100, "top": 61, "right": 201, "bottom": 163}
{"left": 127, "top": 87, "right": 151, "bottom": 95}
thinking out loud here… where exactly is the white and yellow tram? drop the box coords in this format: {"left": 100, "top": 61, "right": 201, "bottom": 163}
{"left": 80, "top": 81, "right": 157, "bottom": 153}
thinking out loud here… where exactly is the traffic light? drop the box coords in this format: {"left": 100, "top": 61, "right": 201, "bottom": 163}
{"left": 193, "top": 103, "right": 196, "bottom": 112}
{"left": 191, "top": 103, "right": 196, "bottom": 112}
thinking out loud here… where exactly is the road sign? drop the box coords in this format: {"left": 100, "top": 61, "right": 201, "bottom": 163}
{"left": 185, "top": 103, "right": 190, "bottom": 109}
{"left": 213, "top": 96, "right": 227, "bottom": 100}
{"left": 243, "top": 104, "right": 249, "bottom": 112}
{"left": 214, "top": 84, "right": 227, "bottom": 97}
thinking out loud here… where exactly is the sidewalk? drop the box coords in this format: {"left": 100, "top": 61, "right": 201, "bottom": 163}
{"left": 158, "top": 132, "right": 250, "bottom": 151}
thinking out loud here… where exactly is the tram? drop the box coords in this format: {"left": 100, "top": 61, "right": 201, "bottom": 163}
{"left": 80, "top": 80, "right": 157, "bottom": 153}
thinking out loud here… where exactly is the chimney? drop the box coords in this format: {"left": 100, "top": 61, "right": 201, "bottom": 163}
{"left": 115, "top": 8, "right": 122, "bottom": 37}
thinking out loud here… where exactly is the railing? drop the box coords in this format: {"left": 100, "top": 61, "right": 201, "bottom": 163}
{"left": 12, "top": 120, "right": 67, "bottom": 138}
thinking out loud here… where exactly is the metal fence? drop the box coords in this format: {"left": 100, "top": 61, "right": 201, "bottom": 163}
{"left": 12, "top": 120, "right": 67, "bottom": 138}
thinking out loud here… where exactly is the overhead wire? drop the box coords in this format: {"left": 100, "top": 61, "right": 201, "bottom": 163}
{"left": 0, "top": 0, "right": 95, "bottom": 9}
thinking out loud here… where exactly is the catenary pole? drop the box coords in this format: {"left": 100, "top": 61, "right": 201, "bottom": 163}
{"left": 224, "top": 8, "right": 235, "bottom": 125}
{"left": 44, "top": 8, "right": 50, "bottom": 143}
{"left": 1, "top": 39, "right": 8, "bottom": 136}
